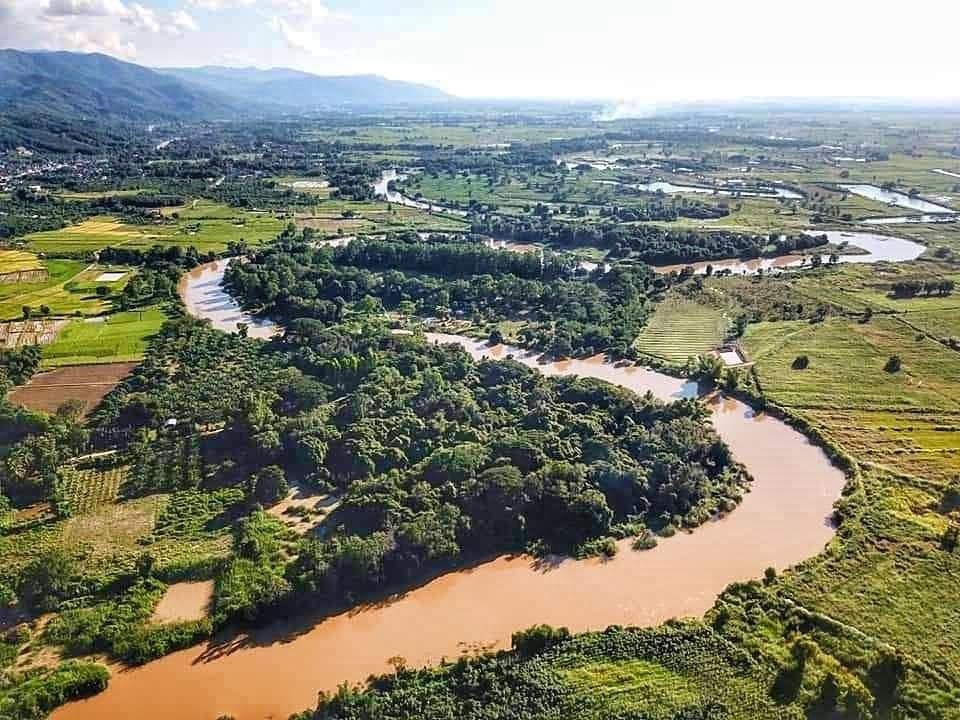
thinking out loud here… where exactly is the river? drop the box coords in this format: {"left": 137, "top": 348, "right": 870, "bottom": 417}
{"left": 373, "top": 169, "right": 469, "bottom": 217}
{"left": 596, "top": 178, "right": 803, "bottom": 200}
{"left": 50, "top": 264, "right": 849, "bottom": 720}
{"left": 652, "top": 230, "right": 926, "bottom": 276}
{"left": 178, "top": 260, "right": 280, "bottom": 339}
{"left": 841, "top": 183, "right": 956, "bottom": 214}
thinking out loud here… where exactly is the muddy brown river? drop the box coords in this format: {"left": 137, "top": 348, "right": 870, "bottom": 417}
{"left": 50, "top": 267, "right": 846, "bottom": 720}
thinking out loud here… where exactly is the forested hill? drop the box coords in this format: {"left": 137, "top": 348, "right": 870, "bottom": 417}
{"left": 0, "top": 50, "right": 454, "bottom": 126}
{"left": 0, "top": 50, "right": 239, "bottom": 121}
{"left": 161, "top": 66, "right": 455, "bottom": 108}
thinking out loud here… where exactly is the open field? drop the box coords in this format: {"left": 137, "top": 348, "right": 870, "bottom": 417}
{"left": 41, "top": 306, "right": 165, "bottom": 366}
{"left": 632, "top": 297, "right": 729, "bottom": 364}
{"left": 743, "top": 315, "right": 960, "bottom": 481}
{"left": 301, "top": 122, "right": 604, "bottom": 148}
{"left": 0, "top": 262, "right": 133, "bottom": 321}
{"left": 295, "top": 199, "right": 469, "bottom": 234}
{"left": 24, "top": 201, "right": 286, "bottom": 254}
{"left": 7, "top": 361, "right": 139, "bottom": 417}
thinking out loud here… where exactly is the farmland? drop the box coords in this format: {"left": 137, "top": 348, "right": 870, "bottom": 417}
{"left": 7, "top": 361, "right": 139, "bottom": 417}
{"left": 40, "top": 307, "right": 166, "bottom": 366}
{"left": 3, "top": 107, "right": 960, "bottom": 720}
{"left": 632, "top": 296, "right": 729, "bottom": 365}
{"left": 24, "top": 203, "right": 286, "bottom": 254}
{"left": 743, "top": 315, "right": 960, "bottom": 481}
{"left": 0, "top": 250, "right": 41, "bottom": 274}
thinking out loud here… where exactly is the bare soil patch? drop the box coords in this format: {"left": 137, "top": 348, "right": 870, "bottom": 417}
{"left": 151, "top": 581, "right": 215, "bottom": 624}
{"left": 8, "top": 361, "right": 138, "bottom": 417}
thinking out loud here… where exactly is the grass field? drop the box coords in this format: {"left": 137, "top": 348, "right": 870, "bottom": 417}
{"left": 556, "top": 625, "right": 787, "bottom": 720}
{"left": 41, "top": 306, "right": 166, "bottom": 366}
{"left": 743, "top": 315, "right": 960, "bottom": 481}
{"left": 632, "top": 297, "right": 729, "bottom": 364}
{"left": 295, "top": 199, "right": 469, "bottom": 235}
{"left": 0, "top": 261, "right": 135, "bottom": 321}
{"left": 0, "top": 250, "right": 42, "bottom": 273}
{"left": 24, "top": 201, "right": 286, "bottom": 254}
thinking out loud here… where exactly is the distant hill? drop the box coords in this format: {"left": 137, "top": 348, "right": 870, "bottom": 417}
{"left": 0, "top": 49, "right": 239, "bottom": 121}
{"left": 0, "top": 49, "right": 455, "bottom": 130}
{"left": 161, "top": 66, "right": 454, "bottom": 109}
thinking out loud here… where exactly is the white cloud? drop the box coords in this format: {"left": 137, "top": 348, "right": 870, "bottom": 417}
{"left": 187, "top": 0, "right": 254, "bottom": 9}
{"left": 268, "top": 15, "right": 313, "bottom": 53}
{"left": 171, "top": 9, "right": 198, "bottom": 32}
{"left": 44, "top": 0, "right": 129, "bottom": 17}
{"left": 271, "top": 0, "right": 328, "bottom": 21}
{"left": 126, "top": 2, "right": 159, "bottom": 32}
{"left": 56, "top": 27, "right": 138, "bottom": 58}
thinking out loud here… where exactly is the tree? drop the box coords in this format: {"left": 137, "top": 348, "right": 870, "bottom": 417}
{"left": 511, "top": 624, "right": 571, "bottom": 658}
{"left": 792, "top": 355, "right": 810, "bottom": 370}
{"left": 18, "top": 548, "right": 77, "bottom": 611}
{"left": 95, "top": 286, "right": 110, "bottom": 297}
{"left": 941, "top": 523, "right": 959, "bottom": 553}
{"left": 249, "top": 465, "right": 289, "bottom": 506}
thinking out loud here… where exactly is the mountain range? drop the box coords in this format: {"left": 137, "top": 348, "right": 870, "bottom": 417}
{"left": 0, "top": 49, "right": 455, "bottom": 122}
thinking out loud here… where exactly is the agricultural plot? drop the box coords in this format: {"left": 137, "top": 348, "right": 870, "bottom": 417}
{"left": 743, "top": 316, "right": 960, "bottom": 481}
{"left": 632, "top": 297, "right": 729, "bottom": 364}
{"left": 7, "top": 361, "right": 139, "bottom": 417}
{"left": 24, "top": 217, "right": 157, "bottom": 253}
{"left": 41, "top": 306, "right": 165, "bottom": 366}
{"left": 550, "top": 624, "right": 786, "bottom": 720}
{"left": 0, "top": 263, "right": 134, "bottom": 321}
{"left": 61, "top": 465, "right": 128, "bottom": 515}
{"left": 24, "top": 201, "right": 286, "bottom": 254}
{"left": 295, "top": 199, "right": 469, "bottom": 235}
{"left": 0, "top": 249, "right": 42, "bottom": 273}
{"left": 0, "top": 318, "right": 67, "bottom": 349}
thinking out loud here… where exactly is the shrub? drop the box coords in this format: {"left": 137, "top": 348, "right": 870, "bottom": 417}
{"left": 792, "top": 355, "right": 809, "bottom": 370}
{"left": 884, "top": 355, "right": 901, "bottom": 373}
{"left": 511, "top": 624, "right": 571, "bottom": 658}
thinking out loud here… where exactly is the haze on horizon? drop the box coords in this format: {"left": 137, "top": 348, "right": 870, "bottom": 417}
{"left": 1, "top": 0, "right": 958, "bottom": 104}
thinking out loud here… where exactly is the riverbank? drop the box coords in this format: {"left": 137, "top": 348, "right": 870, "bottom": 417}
{"left": 53, "top": 288, "right": 847, "bottom": 719}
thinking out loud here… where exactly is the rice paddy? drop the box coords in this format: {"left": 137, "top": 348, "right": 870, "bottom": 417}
{"left": 632, "top": 297, "right": 729, "bottom": 364}
{"left": 743, "top": 315, "right": 960, "bottom": 481}
{"left": 0, "top": 249, "right": 42, "bottom": 274}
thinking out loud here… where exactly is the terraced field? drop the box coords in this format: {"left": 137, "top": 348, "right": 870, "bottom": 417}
{"left": 632, "top": 297, "right": 729, "bottom": 364}
{"left": 0, "top": 249, "right": 42, "bottom": 273}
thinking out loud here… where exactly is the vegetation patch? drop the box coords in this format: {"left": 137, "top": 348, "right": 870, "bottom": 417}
{"left": 632, "top": 296, "right": 729, "bottom": 365}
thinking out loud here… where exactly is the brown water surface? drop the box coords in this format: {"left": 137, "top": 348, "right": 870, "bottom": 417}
{"left": 53, "top": 333, "right": 845, "bottom": 720}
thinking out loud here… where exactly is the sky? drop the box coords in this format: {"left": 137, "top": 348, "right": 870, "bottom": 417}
{"left": 1, "top": 0, "right": 958, "bottom": 103}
